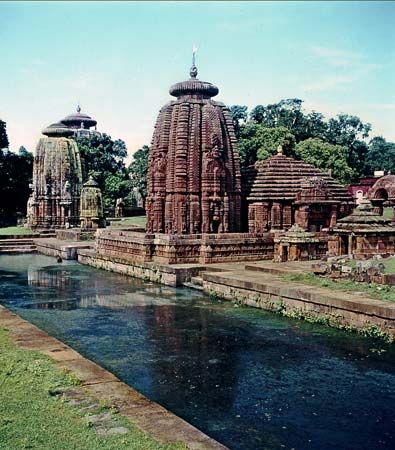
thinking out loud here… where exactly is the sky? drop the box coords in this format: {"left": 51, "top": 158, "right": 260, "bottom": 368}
{"left": 0, "top": 1, "right": 394, "bottom": 162}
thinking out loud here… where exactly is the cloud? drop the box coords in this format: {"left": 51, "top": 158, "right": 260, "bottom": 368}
{"left": 303, "top": 74, "right": 356, "bottom": 93}
{"left": 310, "top": 45, "right": 363, "bottom": 67}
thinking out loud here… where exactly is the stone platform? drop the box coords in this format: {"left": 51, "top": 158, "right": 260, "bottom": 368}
{"left": 95, "top": 228, "right": 274, "bottom": 264}
{"left": 35, "top": 238, "right": 94, "bottom": 260}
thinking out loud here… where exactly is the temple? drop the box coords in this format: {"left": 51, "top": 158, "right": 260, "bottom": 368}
{"left": 146, "top": 56, "right": 241, "bottom": 234}
{"left": 61, "top": 105, "right": 101, "bottom": 138}
{"left": 244, "top": 146, "right": 354, "bottom": 232}
{"left": 80, "top": 176, "right": 104, "bottom": 229}
{"left": 328, "top": 198, "right": 395, "bottom": 259}
{"left": 27, "top": 122, "right": 83, "bottom": 229}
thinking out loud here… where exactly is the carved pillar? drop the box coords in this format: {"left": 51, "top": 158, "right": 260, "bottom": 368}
{"left": 329, "top": 204, "right": 338, "bottom": 228}
{"left": 271, "top": 202, "right": 282, "bottom": 229}
{"left": 282, "top": 204, "right": 292, "bottom": 230}
{"left": 295, "top": 205, "right": 309, "bottom": 231}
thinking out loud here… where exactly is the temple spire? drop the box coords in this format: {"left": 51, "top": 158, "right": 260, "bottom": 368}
{"left": 190, "top": 45, "right": 198, "bottom": 79}
{"left": 77, "top": 103, "right": 81, "bottom": 113}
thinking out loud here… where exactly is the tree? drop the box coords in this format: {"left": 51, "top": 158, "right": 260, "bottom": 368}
{"left": 249, "top": 99, "right": 326, "bottom": 143}
{"left": 229, "top": 105, "right": 248, "bottom": 138}
{"left": 128, "top": 145, "right": 149, "bottom": 203}
{"left": 0, "top": 147, "right": 33, "bottom": 217}
{"left": 365, "top": 137, "right": 395, "bottom": 175}
{"left": 325, "top": 114, "right": 371, "bottom": 180}
{"left": 76, "top": 134, "right": 131, "bottom": 208}
{"left": 0, "top": 119, "right": 9, "bottom": 150}
{"left": 294, "top": 138, "right": 354, "bottom": 185}
{"left": 238, "top": 123, "right": 296, "bottom": 168}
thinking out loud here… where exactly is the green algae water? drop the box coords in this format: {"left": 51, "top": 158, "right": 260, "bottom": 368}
{"left": 1, "top": 254, "right": 394, "bottom": 450}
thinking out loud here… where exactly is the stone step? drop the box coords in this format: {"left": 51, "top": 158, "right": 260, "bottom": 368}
{"left": 0, "top": 247, "right": 37, "bottom": 254}
{"left": 183, "top": 280, "right": 204, "bottom": 291}
{"left": 245, "top": 263, "right": 311, "bottom": 276}
{"left": 0, "top": 239, "right": 35, "bottom": 245}
{"left": 190, "top": 276, "right": 204, "bottom": 286}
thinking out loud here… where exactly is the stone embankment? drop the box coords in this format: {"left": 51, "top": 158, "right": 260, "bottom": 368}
{"left": 0, "top": 304, "right": 227, "bottom": 450}
{"left": 200, "top": 261, "right": 395, "bottom": 341}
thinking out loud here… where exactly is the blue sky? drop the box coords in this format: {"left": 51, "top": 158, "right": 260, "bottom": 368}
{"left": 1, "top": 1, "right": 394, "bottom": 161}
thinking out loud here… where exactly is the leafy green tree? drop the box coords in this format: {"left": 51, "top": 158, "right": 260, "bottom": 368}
{"left": 365, "top": 137, "right": 395, "bottom": 175}
{"left": 128, "top": 145, "right": 149, "bottom": 203}
{"left": 76, "top": 134, "right": 131, "bottom": 208}
{"left": 295, "top": 138, "right": 353, "bottom": 184}
{"left": 229, "top": 105, "right": 248, "bottom": 138}
{"left": 0, "top": 119, "right": 9, "bottom": 150}
{"left": 325, "top": 114, "right": 371, "bottom": 180}
{"left": 238, "top": 123, "right": 295, "bottom": 168}
{"left": 0, "top": 147, "right": 33, "bottom": 217}
{"left": 249, "top": 99, "right": 327, "bottom": 143}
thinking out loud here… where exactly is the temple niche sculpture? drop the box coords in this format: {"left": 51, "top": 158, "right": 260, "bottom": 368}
{"left": 244, "top": 146, "right": 354, "bottom": 232}
{"left": 27, "top": 122, "right": 83, "bottom": 229}
{"left": 80, "top": 176, "right": 104, "bottom": 229}
{"left": 146, "top": 56, "right": 241, "bottom": 234}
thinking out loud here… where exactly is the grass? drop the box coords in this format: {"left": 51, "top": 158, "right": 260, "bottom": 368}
{"left": 383, "top": 256, "right": 395, "bottom": 274}
{"left": 283, "top": 272, "right": 395, "bottom": 303}
{"left": 383, "top": 207, "right": 394, "bottom": 220}
{"left": 0, "top": 226, "right": 34, "bottom": 236}
{"left": 109, "top": 216, "right": 146, "bottom": 227}
{"left": 0, "top": 327, "right": 185, "bottom": 450}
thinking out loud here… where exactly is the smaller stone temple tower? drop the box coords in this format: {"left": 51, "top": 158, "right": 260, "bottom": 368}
{"left": 80, "top": 176, "right": 104, "bottom": 229}
{"left": 27, "top": 122, "right": 83, "bottom": 229}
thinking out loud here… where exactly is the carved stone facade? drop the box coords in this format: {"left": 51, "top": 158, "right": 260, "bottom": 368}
{"left": 244, "top": 147, "right": 354, "bottom": 232}
{"left": 146, "top": 63, "right": 241, "bottom": 234}
{"left": 328, "top": 199, "right": 395, "bottom": 259}
{"left": 80, "top": 176, "right": 104, "bottom": 229}
{"left": 27, "top": 122, "right": 83, "bottom": 229}
{"left": 368, "top": 174, "right": 395, "bottom": 220}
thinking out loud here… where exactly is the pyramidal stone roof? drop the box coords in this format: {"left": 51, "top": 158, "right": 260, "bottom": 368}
{"left": 244, "top": 150, "right": 353, "bottom": 203}
{"left": 333, "top": 198, "right": 395, "bottom": 233}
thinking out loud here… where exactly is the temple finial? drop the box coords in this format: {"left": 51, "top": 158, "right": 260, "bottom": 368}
{"left": 277, "top": 144, "right": 283, "bottom": 155}
{"left": 77, "top": 103, "right": 81, "bottom": 113}
{"left": 190, "top": 45, "right": 198, "bottom": 79}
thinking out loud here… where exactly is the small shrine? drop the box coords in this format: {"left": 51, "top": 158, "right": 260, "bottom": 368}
{"left": 273, "top": 224, "right": 322, "bottom": 262}
{"left": 328, "top": 198, "right": 395, "bottom": 259}
{"left": 80, "top": 177, "right": 104, "bottom": 229}
{"left": 244, "top": 146, "right": 354, "bottom": 232}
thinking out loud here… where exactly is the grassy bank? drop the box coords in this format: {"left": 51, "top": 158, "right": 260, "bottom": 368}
{"left": 109, "top": 216, "right": 146, "bottom": 227}
{"left": 0, "top": 226, "right": 34, "bottom": 236}
{"left": 0, "top": 327, "right": 184, "bottom": 450}
{"left": 284, "top": 273, "right": 395, "bottom": 303}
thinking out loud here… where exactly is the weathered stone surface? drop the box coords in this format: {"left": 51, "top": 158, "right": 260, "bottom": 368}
{"left": 27, "top": 122, "right": 83, "bottom": 229}
{"left": 146, "top": 62, "right": 241, "bottom": 235}
{"left": 329, "top": 198, "right": 395, "bottom": 259}
{"left": 80, "top": 176, "right": 104, "bottom": 229}
{"left": 244, "top": 146, "right": 354, "bottom": 232}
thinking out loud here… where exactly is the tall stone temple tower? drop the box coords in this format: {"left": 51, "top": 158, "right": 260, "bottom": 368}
{"left": 27, "top": 122, "right": 83, "bottom": 229}
{"left": 146, "top": 56, "right": 242, "bottom": 234}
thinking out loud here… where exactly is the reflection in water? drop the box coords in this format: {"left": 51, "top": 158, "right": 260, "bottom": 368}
{"left": 1, "top": 254, "right": 395, "bottom": 450}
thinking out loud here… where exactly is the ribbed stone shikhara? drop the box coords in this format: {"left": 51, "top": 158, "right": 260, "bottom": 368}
{"left": 80, "top": 176, "right": 104, "bottom": 229}
{"left": 146, "top": 62, "right": 242, "bottom": 234}
{"left": 27, "top": 122, "right": 83, "bottom": 229}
